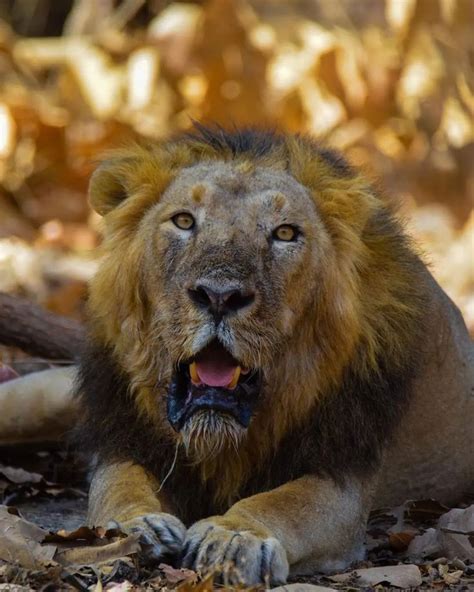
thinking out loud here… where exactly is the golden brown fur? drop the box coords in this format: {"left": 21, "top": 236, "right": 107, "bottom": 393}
{"left": 86, "top": 131, "right": 424, "bottom": 497}
{"left": 75, "top": 125, "right": 473, "bottom": 584}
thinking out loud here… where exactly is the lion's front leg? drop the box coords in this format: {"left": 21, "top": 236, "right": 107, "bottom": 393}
{"left": 183, "top": 475, "right": 375, "bottom": 585}
{"left": 88, "top": 461, "right": 185, "bottom": 561}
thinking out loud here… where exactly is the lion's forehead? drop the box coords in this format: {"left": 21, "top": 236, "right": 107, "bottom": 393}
{"left": 161, "top": 160, "right": 314, "bottom": 214}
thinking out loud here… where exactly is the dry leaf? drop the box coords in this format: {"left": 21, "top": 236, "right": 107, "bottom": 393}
{"left": 332, "top": 564, "right": 422, "bottom": 588}
{"left": 0, "top": 504, "right": 140, "bottom": 571}
{"left": 405, "top": 499, "right": 450, "bottom": 523}
{"left": 389, "top": 531, "right": 416, "bottom": 552}
{"left": 159, "top": 562, "right": 197, "bottom": 585}
{"left": 407, "top": 527, "right": 440, "bottom": 558}
{"left": 55, "top": 533, "right": 140, "bottom": 567}
{"left": 104, "top": 582, "right": 134, "bottom": 592}
{"left": 438, "top": 96, "right": 474, "bottom": 148}
{"left": 44, "top": 525, "right": 115, "bottom": 543}
{"left": 442, "top": 569, "right": 464, "bottom": 585}
{"left": 272, "top": 584, "right": 336, "bottom": 592}
{"left": 439, "top": 505, "right": 474, "bottom": 534}
{"left": 0, "top": 505, "right": 56, "bottom": 569}
{"left": 407, "top": 505, "right": 474, "bottom": 561}
{"left": 0, "top": 364, "right": 19, "bottom": 384}
{"left": 177, "top": 574, "right": 214, "bottom": 592}
{"left": 0, "top": 465, "right": 43, "bottom": 484}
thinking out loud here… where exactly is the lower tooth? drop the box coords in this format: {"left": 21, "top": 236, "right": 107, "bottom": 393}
{"left": 228, "top": 367, "right": 241, "bottom": 389}
{"left": 190, "top": 362, "right": 199, "bottom": 384}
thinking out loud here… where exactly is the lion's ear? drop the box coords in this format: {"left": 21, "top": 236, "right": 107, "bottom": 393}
{"left": 88, "top": 159, "right": 132, "bottom": 216}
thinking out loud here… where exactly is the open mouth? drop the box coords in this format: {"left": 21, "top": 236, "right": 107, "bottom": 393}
{"left": 166, "top": 339, "right": 262, "bottom": 432}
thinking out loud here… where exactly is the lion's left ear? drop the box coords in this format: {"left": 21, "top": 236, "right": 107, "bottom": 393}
{"left": 88, "top": 158, "right": 135, "bottom": 216}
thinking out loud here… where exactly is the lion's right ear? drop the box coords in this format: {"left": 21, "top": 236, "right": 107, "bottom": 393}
{"left": 88, "top": 159, "right": 132, "bottom": 216}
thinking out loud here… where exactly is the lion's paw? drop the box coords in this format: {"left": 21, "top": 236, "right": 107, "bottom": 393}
{"left": 181, "top": 519, "right": 289, "bottom": 586}
{"left": 110, "top": 513, "right": 185, "bottom": 562}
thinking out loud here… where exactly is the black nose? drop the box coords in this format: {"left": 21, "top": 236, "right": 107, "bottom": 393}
{"left": 188, "top": 282, "right": 255, "bottom": 318}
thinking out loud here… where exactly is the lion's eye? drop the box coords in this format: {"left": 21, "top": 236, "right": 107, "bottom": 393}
{"left": 172, "top": 213, "right": 195, "bottom": 230}
{"left": 273, "top": 224, "right": 299, "bottom": 242}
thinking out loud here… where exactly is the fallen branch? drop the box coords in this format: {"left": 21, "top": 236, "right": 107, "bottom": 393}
{"left": 0, "top": 293, "right": 83, "bottom": 443}
{"left": 0, "top": 292, "right": 85, "bottom": 361}
{"left": 0, "top": 367, "right": 77, "bottom": 445}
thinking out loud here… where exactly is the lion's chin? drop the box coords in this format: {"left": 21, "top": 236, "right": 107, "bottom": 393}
{"left": 180, "top": 410, "right": 246, "bottom": 461}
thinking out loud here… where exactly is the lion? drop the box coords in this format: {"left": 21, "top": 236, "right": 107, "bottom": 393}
{"left": 75, "top": 124, "right": 474, "bottom": 585}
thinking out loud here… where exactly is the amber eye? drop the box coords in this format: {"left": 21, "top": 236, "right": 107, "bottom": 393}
{"left": 172, "top": 212, "right": 195, "bottom": 230}
{"left": 273, "top": 224, "right": 299, "bottom": 242}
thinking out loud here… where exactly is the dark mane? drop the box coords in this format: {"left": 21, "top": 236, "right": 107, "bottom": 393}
{"left": 183, "top": 122, "right": 282, "bottom": 158}
{"left": 181, "top": 122, "right": 352, "bottom": 176}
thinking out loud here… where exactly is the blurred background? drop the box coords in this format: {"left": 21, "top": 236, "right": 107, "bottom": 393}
{"left": 0, "top": 0, "right": 473, "bottom": 340}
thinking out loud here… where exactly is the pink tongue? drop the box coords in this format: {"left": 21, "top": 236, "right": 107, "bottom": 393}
{"left": 196, "top": 361, "right": 237, "bottom": 388}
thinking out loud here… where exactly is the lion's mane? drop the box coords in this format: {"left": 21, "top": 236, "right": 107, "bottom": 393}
{"left": 75, "top": 125, "right": 429, "bottom": 516}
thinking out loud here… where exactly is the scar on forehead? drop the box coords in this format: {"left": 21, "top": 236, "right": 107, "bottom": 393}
{"left": 191, "top": 184, "right": 206, "bottom": 203}
{"left": 235, "top": 160, "right": 255, "bottom": 175}
{"left": 273, "top": 192, "right": 287, "bottom": 211}
{"left": 219, "top": 171, "right": 248, "bottom": 195}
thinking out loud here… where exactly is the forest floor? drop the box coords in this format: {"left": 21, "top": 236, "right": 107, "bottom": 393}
{"left": 1, "top": 441, "right": 473, "bottom": 591}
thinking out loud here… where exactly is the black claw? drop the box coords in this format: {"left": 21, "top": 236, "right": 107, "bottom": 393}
{"left": 181, "top": 525, "right": 219, "bottom": 569}
{"left": 181, "top": 540, "right": 191, "bottom": 557}
{"left": 166, "top": 522, "right": 184, "bottom": 544}
{"left": 222, "top": 533, "right": 240, "bottom": 564}
{"left": 144, "top": 517, "right": 175, "bottom": 547}
{"left": 143, "top": 544, "right": 164, "bottom": 562}
{"left": 142, "top": 531, "right": 161, "bottom": 547}
{"left": 206, "top": 541, "right": 217, "bottom": 556}
{"left": 259, "top": 541, "right": 272, "bottom": 581}
{"left": 181, "top": 541, "right": 199, "bottom": 568}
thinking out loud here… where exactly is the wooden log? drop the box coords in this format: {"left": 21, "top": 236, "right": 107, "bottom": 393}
{"left": 0, "top": 367, "right": 77, "bottom": 445}
{"left": 0, "top": 292, "right": 85, "bottom": 361}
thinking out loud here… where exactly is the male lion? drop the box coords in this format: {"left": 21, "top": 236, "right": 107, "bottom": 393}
{"left": 76, "top": 124, "right": 473, "bottom": 585}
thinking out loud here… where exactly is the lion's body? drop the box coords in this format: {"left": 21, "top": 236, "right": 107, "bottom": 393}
{"left": 377, "top": 276, "right": 474, "bottom": 506}
{"left": 76, "top": 126, "right": 473, "bottom": 583}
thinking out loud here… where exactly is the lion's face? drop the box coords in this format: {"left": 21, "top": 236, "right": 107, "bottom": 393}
{"left": 133, "top": 160, "right": 329, "bottom": 448}
{"left": 87, "top": 128, "right": 424, "bottom": 488}
{"left": 88, "top": 131, "right": 380, "bottom": 461}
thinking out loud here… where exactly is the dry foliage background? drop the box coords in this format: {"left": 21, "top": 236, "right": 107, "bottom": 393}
{"left": 0, "top": 0, "right": 473, "bottom": 336}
